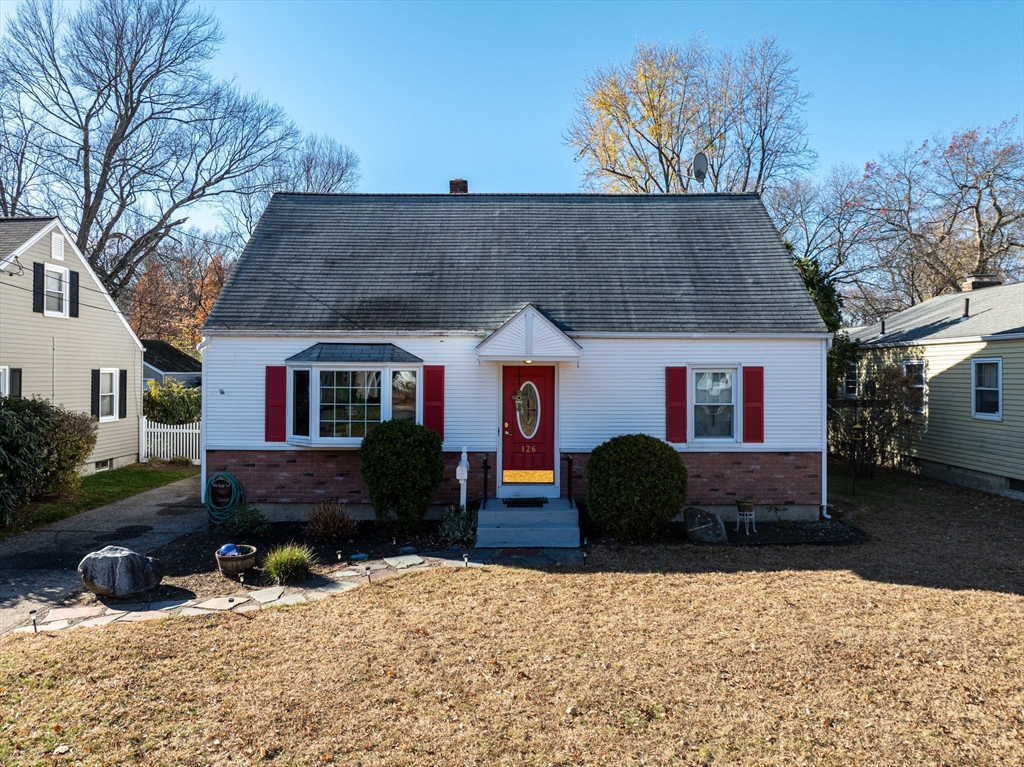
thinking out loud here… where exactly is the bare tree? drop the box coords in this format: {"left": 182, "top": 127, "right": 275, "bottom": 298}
{"left": 0, "top": 0, "right": 299, "bottom": 298}
{"left": 566, "top": 36, "right": 816, "bottom": 199}
{"left": 0, "top": 91, "right": 38, "bottom": 217}
{"left": 849, "top": 121, "right": 1024, "bottom": 319}
{"left": 221, "top": 132, "right": 361, "bottom": 247}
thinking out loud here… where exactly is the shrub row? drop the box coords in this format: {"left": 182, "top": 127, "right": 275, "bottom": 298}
{"left": 0, "top": 397, "right": 97, "bottom": 525}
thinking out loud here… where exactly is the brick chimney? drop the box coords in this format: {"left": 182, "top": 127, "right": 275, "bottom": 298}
{"left": 962, "top": 273, "right": 1002, "bottom": 291}
{"left": 449, "top": 178, "right": 468, "bottom": 195}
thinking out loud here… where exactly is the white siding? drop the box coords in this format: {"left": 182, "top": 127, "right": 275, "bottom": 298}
{"left": 203, "top": 335, "right": 498, "bottom": 452}
{"left": 559, "top": 337, "right": 825, "bottom": 451}
{"left": 204, "top": 334, "right": 826, "bottom": 454}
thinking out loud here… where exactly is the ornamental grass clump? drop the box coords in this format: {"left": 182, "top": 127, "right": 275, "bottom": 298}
{"left": 359, "top": 419, "right": 444, "bottom": 530}
{"left": 264, "top": 543, "right": 316, "bottom": 585}
{"left": 305, "top": 499, "right": 359, "bottom": 541}
{"left": 585, "top": 433, "right": 688, "bottom": 541}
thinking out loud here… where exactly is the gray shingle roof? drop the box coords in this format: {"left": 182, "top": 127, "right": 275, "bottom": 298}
{"left": 205, "top": 193, "right": 827, "bottom": 334}
{"left": 142, "top": 340, "right": 203, "bottom": 373}
{"left": 846, "top": 282, "right": 1023, "bottom": 346}
{"left": 0, "top": 217, "right": 57, "bottom": 261}
{"left": 286, "top": 343, "right": 423, "bottom": 364}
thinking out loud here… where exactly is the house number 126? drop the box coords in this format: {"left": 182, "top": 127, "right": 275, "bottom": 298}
{"left": 521, "top": 445, "right": 536, "bottom": 453}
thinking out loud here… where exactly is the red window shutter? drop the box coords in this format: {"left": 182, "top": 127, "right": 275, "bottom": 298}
{"left": 423, "top": 365, "right": 445, "bottom": 439}
{"left": 742, "top": 366, "right": 765, "bottom": 443}
{"left": 265, "top": 366, "right": 287, "bottom": 442}
{"left": 665, "top": 367, "right": 687, "bottom": 443}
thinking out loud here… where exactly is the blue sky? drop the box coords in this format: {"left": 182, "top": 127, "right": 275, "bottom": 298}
{"left": 202, "top": 0, "right": 1024, "bottom": 193}
{"left": 3, "top": 1, "right": 1023, "bottom": 194}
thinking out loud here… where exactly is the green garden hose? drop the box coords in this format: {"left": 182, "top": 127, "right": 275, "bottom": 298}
{"left": 205, "top": 471, "right": 244, "bottom": 525}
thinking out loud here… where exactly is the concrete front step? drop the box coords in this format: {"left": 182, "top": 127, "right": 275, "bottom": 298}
{"left": 478, "top": 509, "right": 579, "bottom": 526}
{"left": 475, "top": 524, "right": 580, "bottom": 548}
{"left": 477, "top": 498, "right": 580, "bottom": 548}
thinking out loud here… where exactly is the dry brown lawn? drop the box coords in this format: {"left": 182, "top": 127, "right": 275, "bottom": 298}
{"left": 2, "top": 467, "right": 1022, "bottom": 766}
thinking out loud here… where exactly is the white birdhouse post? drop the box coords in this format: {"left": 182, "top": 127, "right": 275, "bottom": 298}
{"left": 456, "top": 447, "right": 470, "bottom": 509}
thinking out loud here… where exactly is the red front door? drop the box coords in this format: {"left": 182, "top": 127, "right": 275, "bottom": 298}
{"left": 502, "top": 366, "right": 555, "bottom": 484}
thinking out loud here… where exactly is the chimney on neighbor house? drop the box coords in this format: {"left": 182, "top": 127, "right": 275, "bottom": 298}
{"left": 449, "top": 178, "right": 468, "bottom": 195}
{"left": 961, "top": 273, "right": 1002, "bottom": 291}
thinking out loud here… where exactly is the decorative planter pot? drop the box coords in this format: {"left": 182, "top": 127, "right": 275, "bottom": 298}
{"left": 736, "top": 498, "right": 756, "bottom": 514}
{"left": 215, "top": 545, "right": 257, "bottom": 575}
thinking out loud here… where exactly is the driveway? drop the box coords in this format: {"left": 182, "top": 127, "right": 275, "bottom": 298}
{"left": 0, "top": 475, "right": 205, "bottom": 633}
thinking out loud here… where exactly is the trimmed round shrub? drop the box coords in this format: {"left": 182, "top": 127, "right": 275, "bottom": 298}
{"left": 585, "top": 434, "right": 688, "bottom": 541}
{"left": 359, "top": 419, "right": 444, "bottom": 529}
{"left": 264, "top": 543, "right": 316, "bottom": 585}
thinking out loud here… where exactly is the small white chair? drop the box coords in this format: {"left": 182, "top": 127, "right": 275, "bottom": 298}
{"left": 736, "top": 508, "right": 756, "bottom": 534}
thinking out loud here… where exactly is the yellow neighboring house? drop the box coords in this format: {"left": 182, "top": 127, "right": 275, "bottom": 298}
{"left": 845, "top": 277, "right": 1023, "bottom": 498}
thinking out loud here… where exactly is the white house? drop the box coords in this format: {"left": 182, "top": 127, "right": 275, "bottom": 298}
{"left": 201, "top": 185, "right": 832, "bottom": 545}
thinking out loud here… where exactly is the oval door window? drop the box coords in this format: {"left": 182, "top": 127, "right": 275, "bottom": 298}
{"left": 516, "top": 382, "right": 540, "bottom": 439}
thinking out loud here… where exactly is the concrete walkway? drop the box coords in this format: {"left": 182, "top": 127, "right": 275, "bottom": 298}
{"left": 0, "top": 475, "right": 205, "bottom": 634}
{"left": 4, "top": 546, "right": 583, "bottom": 634}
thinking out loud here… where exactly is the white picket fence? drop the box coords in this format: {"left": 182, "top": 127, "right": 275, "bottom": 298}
{"left": 139, "top": 415, "right": 201, "bottom": 465}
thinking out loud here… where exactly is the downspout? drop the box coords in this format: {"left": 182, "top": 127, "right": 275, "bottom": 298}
{"left": 51, "top": 337, "right": 56, "bottom": 403}
{"left": 821, "top": 336, "right": 832, "bottom": 519}
{"left": 197, "top": 335, "right": 209, "bottom": 504}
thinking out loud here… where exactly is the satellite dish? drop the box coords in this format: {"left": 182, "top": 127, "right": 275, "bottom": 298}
{"left": 692, "top": 152, "right": 708, "bottom": 184}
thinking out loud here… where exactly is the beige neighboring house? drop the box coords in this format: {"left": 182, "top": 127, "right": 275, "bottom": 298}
{"left": 846, "top": 276, "right": 1023, "bottom": 497}
{"left": 0, "top": 217, "right": 143, "bottom": 473}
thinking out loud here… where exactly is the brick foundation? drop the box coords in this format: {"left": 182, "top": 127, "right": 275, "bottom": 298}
{"left": 208, "top": 449, "right": 821, "bottom": 508}
{"left": 207, "top": 450, "right": 497, "bottom": 505}
{"left": 561, "top": 451, "right": 822, "bottom": 507}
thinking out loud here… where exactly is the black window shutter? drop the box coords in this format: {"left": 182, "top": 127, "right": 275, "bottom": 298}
{"left": 69, "top": 271, "right": 80, "bottom": 317}
{"left": 91, "top": 369, "right": 100, "bottom": 418}
{"left": 32, "top": 263, "right": 44, "bottom": 313}
{"left": 10, "top": 369, "right": 22, "bottom": 399}
{"left": 118, "top": 370, "right": 128, "bottom": 418}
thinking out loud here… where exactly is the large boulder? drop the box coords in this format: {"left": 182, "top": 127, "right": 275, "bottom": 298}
{"left": 683, "top": 507, "right": 727, "bottom": 545}
{"left": 78, "top": 546, "right": 164, "bottom": 598}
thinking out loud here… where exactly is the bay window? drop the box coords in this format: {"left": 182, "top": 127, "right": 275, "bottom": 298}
{"left": 288, "top": 366, "right": 420, "bottom": 445}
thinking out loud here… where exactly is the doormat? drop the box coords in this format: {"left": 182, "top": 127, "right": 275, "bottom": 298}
{"left": 503, "top": 498, "right": 549, "bottom": 508}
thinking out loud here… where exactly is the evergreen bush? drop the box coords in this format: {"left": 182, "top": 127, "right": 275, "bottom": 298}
{"left": 438, "top": 504, "right": 477, "bottom": 546}
{"left": 0, "top": 397, "right": 97, "bottom": 524}
{"left": 359, "top": 419, "right": 444, "bottom": 529}
{"left": 585, "top": 434, "right": 688, "bottom": 541}
{"left": 143, "top": 379, "right": 201, "bottom": 424}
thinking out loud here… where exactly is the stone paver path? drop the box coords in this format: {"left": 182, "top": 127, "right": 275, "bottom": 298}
{"left": 4, "top": 547, "right": 582, "bottom": 635}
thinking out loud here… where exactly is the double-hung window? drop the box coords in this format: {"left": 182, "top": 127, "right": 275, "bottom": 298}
{"left": 843, "top": 364, "right": 859, "bottom": 399}
{"left": 99, "top": 368, "right": 118, "bottom": 422}
{"left": 0, "top": 366, "right": 8, "bottom": 397}
{"left": 693, "top": 370, "right": 735, "bottom": 439}
{"left": 289, "top": 366, "right": 420, "bottom": 445}
{"left": 903, "top": 360, "right": 925, "bottom": 413}
{"left": 44, "top": 265, "right": 70, "bottom": 317}
{"left": 972, "top": 358, "right": 1002, "bottom": 420}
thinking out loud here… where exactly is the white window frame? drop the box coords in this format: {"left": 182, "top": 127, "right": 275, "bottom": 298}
{"left": 0, "top": 365, "right": 8, "bottom": 397}
{"left": 99, "top": 368, "right": 119, "bottom": 422}
{"left": 691, "top": 367, "right": 740, "bottom": 442}
{"left": 903, "top": 360, "right": 926, "bottom": 413}
{"left": 843, "top": 364, "right": 859, "bottom": 399}
{"left": 971, "top": 357, "right": 1002, "bottom": 421}
{"left": 43, "top": 264, "right": 70, "bottom": 318}
{"left": 50, "top": 232, "right": 65, "bottom": 260}
{"left": 287, "top": 364, "right": 423, "bottom": 447}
